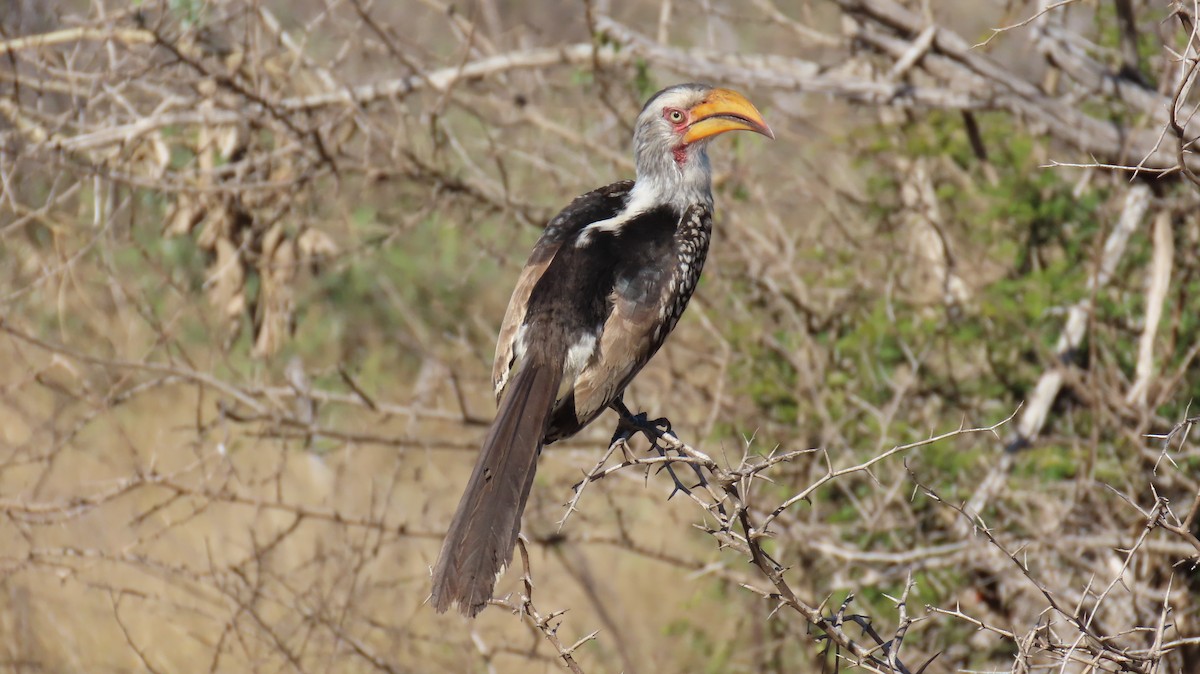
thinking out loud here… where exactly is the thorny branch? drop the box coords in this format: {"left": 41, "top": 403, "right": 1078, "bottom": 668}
{"left": 564, "top": 410, "right": 1018, "bottom": 672}
{"left": 488, "top": 537, "right": 594, "bottom": 674}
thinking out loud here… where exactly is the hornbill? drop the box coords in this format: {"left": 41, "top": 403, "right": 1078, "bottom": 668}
{"left": 431, "top": 83, "right": 773, "bottom": 617}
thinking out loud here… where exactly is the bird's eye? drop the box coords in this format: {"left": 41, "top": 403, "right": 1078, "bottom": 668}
{"left": 666, "top": 109, "right": 685, "bottom": 123}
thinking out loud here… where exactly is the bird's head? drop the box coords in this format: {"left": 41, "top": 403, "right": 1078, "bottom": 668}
{"left": 631, "top": 83, "right": 774, "bottom": 210}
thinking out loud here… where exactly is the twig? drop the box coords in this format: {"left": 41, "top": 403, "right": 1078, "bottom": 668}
{"left": 972, "top": 0, "right": 1083, "bottom": 49}
{"left": 500, "top": 536, "right": 591, "bottom": 674}
{"left": 762, "top": 408, "right": 1018, "bottom": 529}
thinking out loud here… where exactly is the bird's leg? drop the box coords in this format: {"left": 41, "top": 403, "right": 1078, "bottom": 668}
{"left": 611, "top": 397, "right": 673, "bottom": 444}
{"left": 606, "top": 409, "right": 639, "bottom": 464}
{"left": 609, "top": 397, "right": 707, "bottom": 498}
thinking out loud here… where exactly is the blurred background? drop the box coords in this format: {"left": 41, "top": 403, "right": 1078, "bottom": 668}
{"left": 1, "top": 0, "right": 1199, "bottom": 671}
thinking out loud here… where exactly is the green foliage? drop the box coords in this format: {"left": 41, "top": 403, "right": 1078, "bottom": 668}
{"left": 305, "top": 209, "right": 511, "bottom": 371}
{"left": 633, "top": 59, "right": 657, "bottom": 100}
{"left": 663, "top": 615, "right": 735, "bottom": 673}
{"left": 1090, "top": 2, "right": 1174, "bottom": 88}
{"left": 167, "top": 0, "right": 204, "bottom": 26}
{"left": 724, "top": 109, "right": 1132, "bottom": 640}
{"left": 737, "top": 110, "right": 1113, "bottom": 439}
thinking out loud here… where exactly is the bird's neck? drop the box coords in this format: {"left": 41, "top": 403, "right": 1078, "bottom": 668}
{"left": 630, "top": 144, "right": 715, "bottom": 214}
{"left": 575, "top": 144, "right": 715, "bottom": 244}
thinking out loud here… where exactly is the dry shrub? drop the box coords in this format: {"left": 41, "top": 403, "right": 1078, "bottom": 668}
{"left": 1, "top": 0, "right": 1198, "bottom": 672}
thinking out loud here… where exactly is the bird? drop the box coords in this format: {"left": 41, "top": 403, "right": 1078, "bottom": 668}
{"left": 430, "top": 83, "right": 773, "bottom": 617}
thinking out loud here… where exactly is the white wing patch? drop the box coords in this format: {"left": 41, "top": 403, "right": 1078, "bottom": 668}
{"left": 576, "top": 180, "right": 661, "bottom": 245}
{"left": 559, "top": 332, "right": 598, "bottom": 401}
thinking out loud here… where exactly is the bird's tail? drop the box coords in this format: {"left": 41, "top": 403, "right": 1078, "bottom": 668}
{"left": 430, "top": 341, "right": 566, "bottom": 617}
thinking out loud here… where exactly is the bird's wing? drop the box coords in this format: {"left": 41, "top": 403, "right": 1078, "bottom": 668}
{"left": 492, "top": 180, "right": 634, "bottom": 398}
{"left": 568, "top": 289, "right": 659, "bottom": 425}
{"left": 569, "top": 204, "right": 712, "bottom": 427}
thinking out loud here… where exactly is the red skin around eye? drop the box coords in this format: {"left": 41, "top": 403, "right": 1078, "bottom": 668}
{"left": 664, "top": 108, "right": 690, "bottom": 164}
{"left": 663, "top": 108, "right": 689, "bottom": 131}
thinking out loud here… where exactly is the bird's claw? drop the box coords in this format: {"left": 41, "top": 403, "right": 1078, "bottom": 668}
{"left": 616, "top": 410, "right": 669, "bottom": 440}
{"left": 647, "top": 415, "right": 673, "bottom": 436}
{"left": 608, "top": 399, "right": 700, "bottom": 498}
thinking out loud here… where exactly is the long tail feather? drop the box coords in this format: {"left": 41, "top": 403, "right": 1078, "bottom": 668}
{"left": 430, "top": 347, "right": 564, "bottom": 616}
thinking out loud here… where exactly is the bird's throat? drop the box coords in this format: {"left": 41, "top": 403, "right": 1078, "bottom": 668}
{"left": 672, "top": 145, "right": 688, "bottom": 165}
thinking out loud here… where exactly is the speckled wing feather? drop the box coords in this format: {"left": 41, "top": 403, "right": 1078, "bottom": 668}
{"left": 567, "top": 203, "right": 713, "bottom": 433}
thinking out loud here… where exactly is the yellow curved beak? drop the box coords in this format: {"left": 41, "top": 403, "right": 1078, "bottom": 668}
{"left": 682, "top": 88, "right": 774, "bottom": 145}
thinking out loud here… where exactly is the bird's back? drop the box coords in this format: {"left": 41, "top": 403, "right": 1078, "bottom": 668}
{"left": 491, "top": 177, "right": 713, "bottom": 444}
{"left": 491, "top": 180, "right": 634, "bottom": 397}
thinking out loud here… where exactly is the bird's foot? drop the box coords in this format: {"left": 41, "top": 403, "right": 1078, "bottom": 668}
{"left": 609, "top": 398, "right": 706, "bottom": 499}
{"left": 610, "top": 397, "right": 675, "bottom": 444}
{"left": 617, "top": 411, "right": 674, "bottom": 448}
